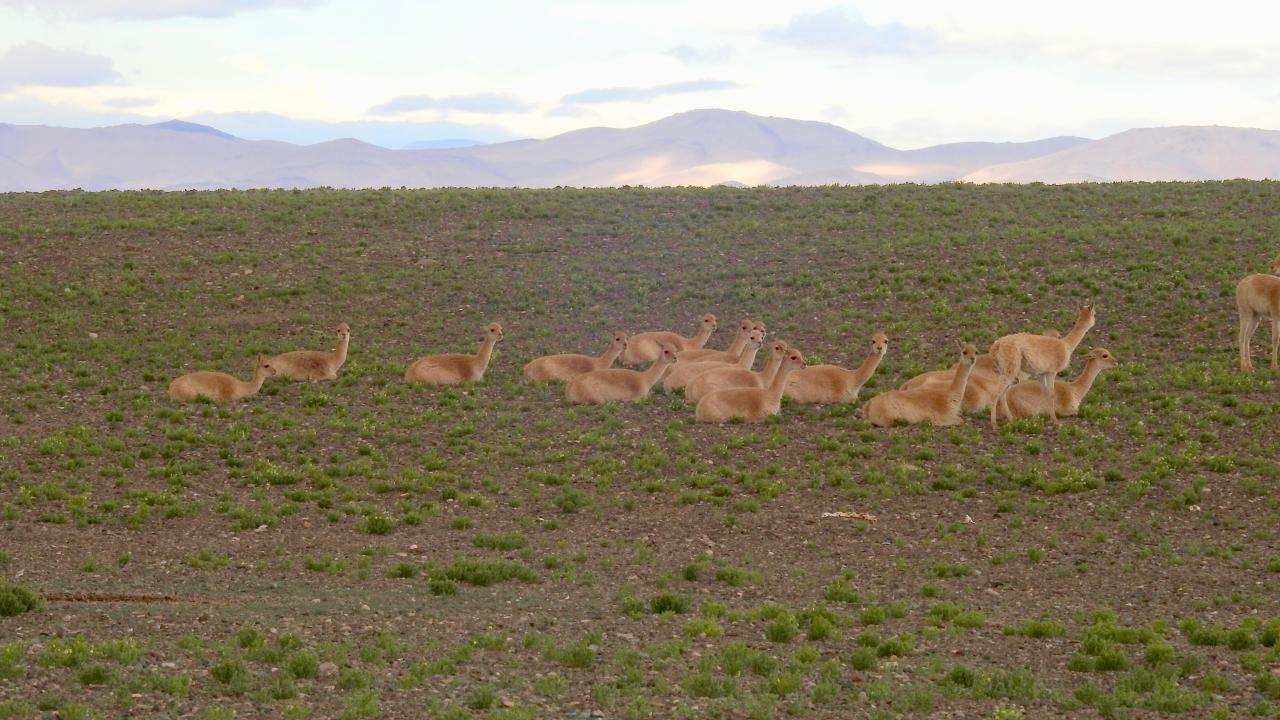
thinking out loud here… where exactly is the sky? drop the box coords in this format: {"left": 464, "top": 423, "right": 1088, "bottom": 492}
{"left": 0, "top": 0, "right": 1277, "bottom": 149}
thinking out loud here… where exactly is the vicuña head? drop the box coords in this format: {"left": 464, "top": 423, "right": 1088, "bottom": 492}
{"left": 484, "top": 323, "right": 504, "bottom": 342}
{"left": 1082, "top": 347, "right": 1117, "bottom": 368}
{"left": 1271, "top": 254, "right": 1280, "bottom": 275}
{"left": 337, "top": 322, "right": 351, "bottom": 340}
{"left": 870, "top": 332, "right": 889, "bottom": 357}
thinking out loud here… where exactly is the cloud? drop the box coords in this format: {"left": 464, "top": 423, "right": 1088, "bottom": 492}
{"left": 0, "top": 43, "right": 121, "bottom": 91}
{"left": 561, "top": 79, "right": 738, "bottom": 106}
{"left": 667, "top": 45, "right": 731, "bottom": 64}
{"left": 103, "top": 96, "right": 154, "bottom": 108}
{"left": 368, "top": 93, "right": 532, "bottom": 116}
{"left": 766, "top": 8, "right": 938, "bottom": 55}
{"left": 0, "top": 0, "right": 322, "bottom": 20}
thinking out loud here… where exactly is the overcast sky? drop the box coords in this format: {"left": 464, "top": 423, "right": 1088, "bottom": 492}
{"left": 1, "top": 0, "right": 1276, "bottom": 148}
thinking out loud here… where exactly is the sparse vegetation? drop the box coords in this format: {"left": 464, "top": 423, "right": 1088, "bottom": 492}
{"left": 2, "top": 185, "right": 1279, "bottom": 717}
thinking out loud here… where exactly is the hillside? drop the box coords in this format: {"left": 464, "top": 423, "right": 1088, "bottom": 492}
{"left": 0, "top": 110, "right": 1088, "bottom": 190}
{"left": 963, "top": 126, "right": 1280, "bottom": 183}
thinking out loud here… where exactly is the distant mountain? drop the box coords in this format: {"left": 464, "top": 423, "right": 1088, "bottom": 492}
{"left": 963, "top": 126, "right": 1280, "bottom": 183}
{"left": 4, "top": 110, "right": 1274, "bottom": 191}
{"left": 150, "top": 120, "right": 240, "bottom": 141}
{"left": 402, "top": 138, "right": 485, "bottom": 150}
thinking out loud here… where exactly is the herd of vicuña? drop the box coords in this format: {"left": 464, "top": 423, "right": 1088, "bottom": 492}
{"left": 169, "top": 255, "right": 1279, "bottom": 427}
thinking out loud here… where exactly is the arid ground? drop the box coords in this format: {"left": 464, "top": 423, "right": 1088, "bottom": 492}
{"left": 2, "top": 184, "right": 1279, "bottom": 719}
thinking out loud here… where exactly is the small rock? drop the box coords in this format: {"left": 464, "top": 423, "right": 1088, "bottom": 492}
{"left": 319, "top": 661, "right": 338, "bottom": 677}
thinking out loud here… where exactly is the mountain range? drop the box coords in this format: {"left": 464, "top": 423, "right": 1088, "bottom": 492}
{"left": 1, "top": 110, "right": 1277, "bottom": 191}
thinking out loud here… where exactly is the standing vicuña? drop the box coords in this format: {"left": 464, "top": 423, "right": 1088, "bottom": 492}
{"left": 695, "top": 347, "right": 806, "bottom": 423}
{"left": 267, "top": 322, "right": 351, "bottom": 382}
{"left": 523, "top": 332, "right": 628, "bottom": 382}
{"left": 998, "top": 348, "right": 1118, "bottom": 419}
{"left": 168, "top": 357, "right": 277, "bottom": 403}
{"left": 988, "top": 304, "right": 1096, "bottom": 429}
{"left": 785, "top": 333, "right": 888, "bottom": 404}
{"left": 621, "top": 314, "right": 717, "bottom": 364}
{"left": 565, "top": 344, "right": 677, "bottom": 403}
{"left": 862, "top": 342, "right": 977, "bottom": 427}
{"left": 900, "top": 330, "right": 1059, "bottom": 413}
{"left": 1237, "top": 255, "right": 1280, "bottom": 371}
{"left": 405, "top": 322, "right": 504, "bottom": 385}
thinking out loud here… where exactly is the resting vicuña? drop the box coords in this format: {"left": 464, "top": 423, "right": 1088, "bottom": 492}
{"left": 405, "top": 322, "right": 504, "bottom": 385}
{"left": 663, "top": 330, "right": 763, "bottom": 391}
{"left": 268, "top": 322, "right": 351, "bottom": 382}
{"left": 785, "top": 332, "right": 888, "bottom": 404}
{"left": 565, "top": 344, "right": 677, "bottom": 403}
{"left": 695, "top": 347, "right": 806, "bottom": 423}
{"left": 621, "top": 313, "right": 717, "bottom": 364}
{"left": 523, "top": 331, "right": 627, "bottom": 382}
{"left": 989, "top": 304, "right": 1096, "bottom": 429}
{"left": 679, "top": 319, "right": 765, "bottom": 363}
{"left": 901, "top": 329, "right": 1061, "bottom": 413}
{"left": 686, "top": 339, "right": 788, "bottom": 403}
{"left": 863, "top": 342, "right": 977, "bottom": 427}
{"left": 999, "top": 348, "right": 1118, "bottom": 419}
{"left": 1237, "top": 254, "right": 1280, "bottom": 371}
{"left": 169, "top": 357, "right": 276, "bottom": 404}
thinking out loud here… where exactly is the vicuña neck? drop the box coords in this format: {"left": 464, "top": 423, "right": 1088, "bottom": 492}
{"left": 641, "top": 359, "right": 671, "bottom": 389}
{"left": 947, "top": 361, "right": 973, "bottom": 412}
{"left": 767, "top": 362, "right": 799, "bottom": 402}
{"left": 333, "top": 334, "right": 349, "bottom": 365}
{"left": 723, "top": 332, "right": 748, "bottom": 357}
{"left": 737, "top": 344, "right": 762, "bottom": 369}
{"left": 475, "top": 337, "right": 498, "bottom": 373}
{"left": 1063, "top": 315, "right": 1093, "bottom": 354}
{"left": 761, "top": 353, "right": 785, "bottom": 384}
{"left": 1068, "top": 359, "right": 1106, "bottom": 395}
{"left": 600, "top": 344, "right": 624, "bottom": 368}
{"left": 242, "top": 368, "right": 268, "bottom": 398}
{"left": 852, "top": 350, "right": 885, "bottom": 386}
{"left": 690, "top": 323, "right": 714, "bottom": 349}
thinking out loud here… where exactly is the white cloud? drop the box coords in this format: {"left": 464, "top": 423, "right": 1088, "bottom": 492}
{"left": 766, "top": 8, "right": 939, "bottom": 55}
{"left": 0, "top": 0, "right": 322, "bottom": 20}
{"left": 562, "top": 79, "right": 739, "bottom": 106}
{"left": 667, "top": 44, "right": 731, "bottom": 64}
{"left": 0, "top": 43, "right": 120, "bottom": 91}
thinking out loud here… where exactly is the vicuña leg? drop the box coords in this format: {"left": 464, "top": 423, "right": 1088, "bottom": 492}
{"left": 1271, "top": 318, "right": 1279, "bottom": 369}
{"left": 1239, "top": 311, "right": 1260, "bottom": 371}
{"left": 1039, "top": 374, "right": 1059, "bottom": 427}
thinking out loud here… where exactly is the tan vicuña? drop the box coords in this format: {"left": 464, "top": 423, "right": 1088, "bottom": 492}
{"left": 524, "top": 331, "right": 627, "bottom": 382}
{"left": 686, "top": 339, "right": 788, "bottom": 403}
{"left": 663, "top": 330, "right": 763, "bottom": 391}
{"left": 695, "top": 347, "right": 806, "bottom": 423}
{"left": 1237, "top": 255, "right": 1280, "bottom": 371}
{"left": 863, "top": 342, "right": 977, "bottom": 427}
{"left": 405, "top": 322, "right": 504, "bottom": 385}
{"left": 268, "top": 322, "right": 350, "bottom": 382}
{"left": 566, "top": 344, "right": 677, "bottom": 403}
{"left": 785, "top": 332, "right": 888, "bottom": 404}
{"left": 168, "top": 357, "right": 276, "bottom": 404}
{"left": 988, "top": 305, "right": 1096, "bottom": 429}
{"left": 679, "top": 319, "right": 765, "bottom": 363}
{"left": 999, "top": 348, "right": 1117, "bottom": 419}
{"left": 621, "top": 313, "right": 717, "bottom": 364}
